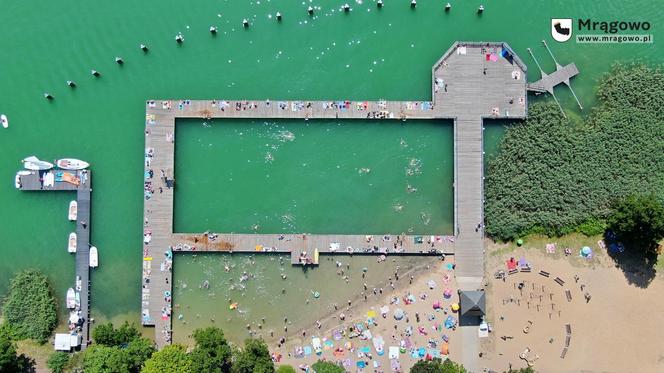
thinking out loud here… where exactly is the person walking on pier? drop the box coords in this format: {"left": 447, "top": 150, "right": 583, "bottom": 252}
{"left": 81, "top": 220, "right": 87, "bottom": 229}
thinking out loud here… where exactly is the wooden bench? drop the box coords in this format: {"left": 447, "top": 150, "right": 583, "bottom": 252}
{"left": 508, "top": 269, "right": 519, "bottom": 275}
{"left": 539, "top": 270, "right": 550, "bottom": 277}
{"left": 554, "top": 277, "right": 565, "bottom": 286}
{"left": 565, "top": 290, "right": 572, "bottom": 302}
{"left": 520, "top": 267, "right": 531, "bottom": 273}
{"left": 565, "top": 335, "right": 571, "bottom": 347}
{"left": 560, "top": 348, "right": 568, "bottom": 359}
{"left": 565, "top": 324, "right": 572, "bottom": 335}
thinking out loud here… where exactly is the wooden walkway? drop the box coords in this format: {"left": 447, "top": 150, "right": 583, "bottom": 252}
{"left": 16, "top": 169, "right": 93, "bottom": 349}
{"left": 142, "top": 41, "right": 530, "bottom": 348}
{"left": 527, "top": 63, "right": 579, "bottom": 94}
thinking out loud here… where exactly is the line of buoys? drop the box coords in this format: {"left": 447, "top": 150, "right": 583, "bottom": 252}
{"left": 91, "top": 69, "right": 100, "bottom": 77}
{"left": 411, "top": 0, "right": 416, "bottom": 9}
{"left": 66, "top": 80, "right": 76, "bottom": 88}
{"left": 140, "top": 44, "right": 149, "bottom": 52}
{"left": 115, "top": 57, "right": 124, "bottom": 65}
{"left": 175, "top": 34, "right": 184, "bottom": 43}
{"left": 377, "top": 0, "right": 383, "bottom": 8}
{"left": 478, "top": 5, "right": 484, "bottom": 13}
{"left": 445, "top": 3, "right": 451, "bottom": 11}
{"left": 307, "top": 6, "right": 314, "bottom": 15}
{"left": 209, "top": 26, "right": 218, "bottom": 34}
{"left": 242, "top": 19, "right": 250, "bottom": 28}
{"left": 276, "top": 11, "right": 282, "bottom": 21}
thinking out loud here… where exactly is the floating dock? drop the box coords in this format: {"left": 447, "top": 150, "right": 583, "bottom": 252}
{"left": 16, "top": 169, "right": 92, "bottom": 350}
{"left": 142, "top": 41, "right": 529, "bottom": 348}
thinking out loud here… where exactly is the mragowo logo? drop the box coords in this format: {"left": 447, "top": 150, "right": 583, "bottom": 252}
{"left": 551, "top": 18, "right": 652, "bottom": 43}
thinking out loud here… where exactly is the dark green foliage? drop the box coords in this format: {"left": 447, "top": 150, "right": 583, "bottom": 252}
{"left": 47, "top": 352, "right": 70, "bottom": 373}
{"left": 311, "top": 360, "right": 344, "bottom": 373}
{"left": 276, "top": 365, "right": 297, "bottom": 373}
{"left": 486, "top": 64, "right": 664, "bottom": 240}
{"left": 83, "top": 345, "right": 131, "bottom": 373}
{"left": 607, "top": 194, "right": 664, "bottom": 253}
{"left": 504, "top": 368, "right": 536, "bottom": 373}
{"left": 0, "top": 325, "right": 23, "bottom": 372}
{"left": 231, "top": 338, "right": 274, "bottom": 373}
{"left": 142, "top": 344, "right": 192, "bottom": 373}
{"left": 190, "top": 327, "right": 233, "bottom": 373}
{"left": 92, "top": 322, "right": 140, "bottom": 347}
{"left": 125, "top": 337, "right": 156, "bottom": 372}
{"left": 2, "top": 269, "right": 58, "bottom": 343}
{"left": 410, "top": 358, "right": 467, "bottom": 373}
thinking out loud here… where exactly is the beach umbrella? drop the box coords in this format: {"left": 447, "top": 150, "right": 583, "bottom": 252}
{"left": 451, "top": 303, "right": 459, "bottom": 312}
{"left": 580, "top": 246, "right": 593, "bottom": 257}
{"left": 367, "top": 310, "right": 377, "bottom": 318}
{"left": 394, "top": 308, "right": 405, "bottom": 320}
{"left": 407, "top": 294, "right": 417, "bottom": 303}
{"left": 516, "top": 239, "right": 524, "bottom": 246}
{"left": 432, "top": 301, "right": 441, "bottom": 310}
{"left": 69, "top": 313, "right": 79, "bottom": 324}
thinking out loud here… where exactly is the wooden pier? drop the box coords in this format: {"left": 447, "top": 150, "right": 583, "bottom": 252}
{"left": 16, "top": 169, "right": 92, "bottom": 350}
{"left": 142, "top": 41, "right": 530, "bottom": 348}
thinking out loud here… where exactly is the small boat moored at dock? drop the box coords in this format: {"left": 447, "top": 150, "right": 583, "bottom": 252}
{"left": 68, "top": 232, "right": 77, "bottom": 253}
{"left": 66, "top": 288, "right": 76, "bottom": 309}
{"left": 68, "top": 201, "right": 78, "bottom": 221}
{"left": 56, "top": 159, "right": 89, "bottom": 170}
{"left": 22, "top": 156, "right": 54, "bottom": 171}
{"left": 1, "top": 114, "right": 7, "bottom": 128}
{"left": 89, "top": 246, "right": 98, "bottom": 268}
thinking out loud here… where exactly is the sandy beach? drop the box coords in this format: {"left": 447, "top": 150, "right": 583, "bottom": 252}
{"left": 274, "top": 256, "right": 464, "bottom": 372}
{"left": 480, "top": 241, "right": 664, "bottom": 373}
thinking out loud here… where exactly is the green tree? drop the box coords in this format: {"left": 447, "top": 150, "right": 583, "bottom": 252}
{"left": 504, "top": 368, "right": 536, "bottom": 373}
{"left": 92, "top": 322, "right": 141, "bottom": 347}
{"left": 141, "top": 344, "right": 192, "bottom": 373}
{"left": 276, "top": 365, "right": 297, "bottom": 373}
{"left": 83, "top": 345, "right": 131, "bottom": 373}
{"left": 190, "top": 327, "right": 233, "bottom": 373}
{"left": 47, "top": 351, "right": 70, "bottom": 373}
{"left": 0, "top": 325, "right": 24, "bottom": 372}
{"left": 232, "top": 338, "right": 274, "bottom": 373}
{"left": 125, "top": 338, "right": 156, "bottom": 372}
{"left": 2, "top": 269, "right": 58, "bottom": 343}
{"left": 311, "top": 360, "right": 344, "bottom": 373}
{"left": 410, "top": 358, "right": 467, "bottom": 373}
{"left": 607, "top": 194, "right": 664, "bottom": 253}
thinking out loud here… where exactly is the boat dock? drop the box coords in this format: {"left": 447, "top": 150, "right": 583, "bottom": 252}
{"left": 15, "top": 169, "right": 92, "bottom": 350}
{"left": 142, "top": 41, "right": 530, "bottom": 350}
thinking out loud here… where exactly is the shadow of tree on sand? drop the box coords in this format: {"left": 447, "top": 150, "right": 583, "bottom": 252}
{"left": 605, "top": 236, "right": 658, "bottom": 288}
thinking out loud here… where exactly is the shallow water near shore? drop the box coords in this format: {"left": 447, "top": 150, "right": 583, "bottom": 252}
{"left": 0, "top": 0, "right": 661, "bottom": 338}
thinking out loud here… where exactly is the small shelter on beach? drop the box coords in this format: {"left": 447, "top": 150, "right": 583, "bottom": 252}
{"left": 458, "top": 290, "right": 486, "bottom": 317}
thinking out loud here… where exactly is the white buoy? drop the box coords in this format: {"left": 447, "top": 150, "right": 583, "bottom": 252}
{"left": 115, "top": 57, "right": 124, "bottom": 64}
{"left": 210, "top": 26, "right": 218, "bottom": 34}
{"left": 411, "top": 0, "right": 416, "bottom": 8}
{"left": 276, "top": 11, "right": 282, "bottom": 21}
{"left": 140, "top": 44, "right": 149, "bottom": 52}
{"left": 445, "top": 3, "right": 451, "bottom": 11}
{"left": 478, "top": 5, "right": 484, "bottom": 13}
{"left": 66, "top": 80, "right": 76, "bottom": 87}
{"left": 91, "top": 69, "right": 100, "bottom": 77}
{"left": 377, "top": 0, "right": 383, "bottom": 8}
{"left": 307, "top": 6, "right": 314, "bottom": 15}
{"left": 242, "top": 19, "right": 249, "bottom": 27}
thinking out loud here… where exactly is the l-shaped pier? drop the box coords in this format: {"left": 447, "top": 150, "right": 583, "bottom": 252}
{"left": 142, "top": 41, "right": 529, "bottom": 351}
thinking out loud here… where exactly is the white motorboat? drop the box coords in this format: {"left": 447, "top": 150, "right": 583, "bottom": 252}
{"left": 22, "top": 156, "right": 54, "bottom": 171}
{"left": 56, "top": 158, "right": 90, "bottom": 170}
{"left": 68, "top": 201, "right": 78, "bottom": 221}
{"left": 1, "top": 114, "right": 7, "bottom": 128}
{"left": 89, "top": 246, "right": 98, "bottom": 268}
{"left": 68, "top": 232, "right": 77, "bottom": 253}
{"left": 66, "top": 288, "right": 76, "bottom": 309}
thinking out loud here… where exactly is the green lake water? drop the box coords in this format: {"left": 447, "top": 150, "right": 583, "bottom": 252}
{"left": 0, "top": 0, "right": 661, "bottom": 341}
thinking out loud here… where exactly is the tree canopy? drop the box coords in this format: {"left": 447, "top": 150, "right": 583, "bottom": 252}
{"left": 311, "top": 360, "right": 344, "bottom": 373}
{"left": 84, "top": 345, "right": 132, "bottom": 373}
{"left": 410, "top": 358, "right": 467, "bottom": 373}
{"left": 275, "top": 365, "right": 297, "bottom": 373}
{"left": 231, "top": 338, "right": 274, "bottom": 373}
{"left": 92, "top": 322, "right": 141, "bottom": 347}
{"left": 485, "top": 64, "right": 664, "bottom": 240}
{"left": 190, "top": 327, "right": 233, "bottom": 373}
{"left": 607, "top": 194, "right": 664, "bottom": 253}
{"left": 47, "top": 351, "right": 70, "bottom": 373}
{"left": 141, "top": 344, "right": 192, "bottom": 373}
{"left": 0, "top": 325, "right": 25, "bottom": 372}
{"left": 2, "top": 269, "right": 58, "bottom": 343}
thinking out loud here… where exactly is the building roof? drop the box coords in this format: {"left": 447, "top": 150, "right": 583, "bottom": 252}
{"left": 459, "top": 290, "right": 486, "bottom": 316}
